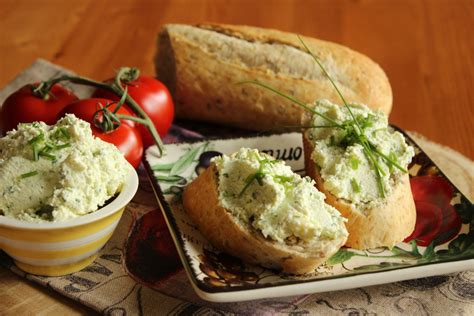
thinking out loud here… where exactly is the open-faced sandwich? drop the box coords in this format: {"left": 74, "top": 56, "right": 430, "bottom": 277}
{"left": 183, "top": 148, "right": 348, "bottom": 274}
{"left": 302, "top": 101, "right": 416, "bottom": 249}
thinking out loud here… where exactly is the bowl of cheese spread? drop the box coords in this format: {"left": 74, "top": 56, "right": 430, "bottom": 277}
{"left": 0, "top": 115, "right": 139, "bottom": 276}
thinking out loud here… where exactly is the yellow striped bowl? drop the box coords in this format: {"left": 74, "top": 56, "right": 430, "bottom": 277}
{"left": 0, "top": 166, "right": 139, "bottom": 276}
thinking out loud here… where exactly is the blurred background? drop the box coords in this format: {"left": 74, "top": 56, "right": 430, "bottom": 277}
{"left": 0, "top": 0, "right": 473, "bottom": 159}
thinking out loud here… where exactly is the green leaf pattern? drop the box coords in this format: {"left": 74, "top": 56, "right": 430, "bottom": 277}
{"left": 150, "top": 142, "right": 210, "bottom": 206}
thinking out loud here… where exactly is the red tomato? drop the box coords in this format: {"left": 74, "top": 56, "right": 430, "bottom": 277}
{"left": 93, "top": 76, "right": 174, "bottom": 147}
{"left": 94, "top": 124, "right": 143, "bottom": 169}
{"left": 0, "top": 83, "right": 78, "bottom": 135}
{"left": 59, "top": 98, "right": 143, "bottom": 168}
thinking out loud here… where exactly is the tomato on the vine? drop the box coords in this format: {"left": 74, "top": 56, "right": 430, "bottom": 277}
{"left": 59, "top": 98, "right": 143, "bottom": 168}
{"left": 93, "top": 124, "right": 143, "bottom": 169}
{"left": 0, "top": 83, "right": 78, "bottom": 135}
{"left": 93, "top": 76, "right": 174, "bottom": 147}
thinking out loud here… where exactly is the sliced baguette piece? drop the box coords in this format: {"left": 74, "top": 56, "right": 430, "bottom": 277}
{"left": 155, "top": 23, "right": 392, "bottom": 131}
{"left": 302, "top": 132, "right": 417, "bottom": 250}
{"left": 183, "top": 163, "right": 348, "bottom": 274}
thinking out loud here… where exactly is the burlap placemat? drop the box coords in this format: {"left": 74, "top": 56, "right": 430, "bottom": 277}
{"left": 0, "top": 60, "right": 472, "bottom": 315}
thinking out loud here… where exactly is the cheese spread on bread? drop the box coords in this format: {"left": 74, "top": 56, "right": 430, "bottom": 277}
{"left": 213, "top": 148, "right": 347, "bottom": 243}
{"left": 0, "top": 115, "right": 129, "bottom": 222}
{"left": 306, "top": 100, "right": 414, "bottom": 208}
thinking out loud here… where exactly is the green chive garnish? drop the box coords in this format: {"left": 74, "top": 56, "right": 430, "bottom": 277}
{"left": 32, "top": 144, "right": 40, "bottom": 161}
{"left": 53, "top": 127, "right": 70, "bottom": 141}
{"left": 351, "top": 178, "right": 361, "bottom": 193}
{"left": 239, "top": 36, "right": 411, "bottom": 198}
{"left": 54, "top": 143, "right": 71, "bottom": 150}
{"left": 39, "top": 151, "right": 56, "bottom": 160}
{"left": 239, "top": 158, "right": 278, "bottom": 197}
{"left": 28, "top": 132, "right": 44, "bottom": 145}
{"left": 350, "top": 156, "right": 359, "bottom": 170}
{"left": 274, "top": 175, "right": 293, "bottom": 183}
{"left": 20, "top": 170, "right": 39, "bottom": 179}
{"left": 43, "top": 142, "right": 55, "bottom": 153}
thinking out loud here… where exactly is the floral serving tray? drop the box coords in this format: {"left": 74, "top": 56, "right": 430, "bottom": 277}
{"left": 143, "top": 131, "right": 473, "bottom": 302}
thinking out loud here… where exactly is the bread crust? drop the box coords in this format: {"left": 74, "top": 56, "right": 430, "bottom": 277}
{"left": 182, "top": 164, "right": 347, "bottom": 274}
{"left": 155, "top": 23, "right": 392, "bottom": 131}
{"left": 302, "top": 134, "right": 416, "bottom": 249}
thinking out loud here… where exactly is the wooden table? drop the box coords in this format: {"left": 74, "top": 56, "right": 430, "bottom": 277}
{"left": 0, "top": 0, "right": 472, "bottom": 314}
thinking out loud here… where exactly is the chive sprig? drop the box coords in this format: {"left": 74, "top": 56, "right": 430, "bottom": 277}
{"left": 239, "top": 35, "right": 408, "bottom": 198}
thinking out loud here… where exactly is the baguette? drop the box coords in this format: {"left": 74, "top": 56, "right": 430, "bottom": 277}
{"left": 182, "top": 150, "right": 348, "bottom": 274}
{"left": 155, "top": 23, "right": 392, "bottom": 131}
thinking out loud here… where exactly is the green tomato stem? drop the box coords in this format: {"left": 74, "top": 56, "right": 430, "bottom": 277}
{"left": 116, "top": 114, "right": 148, "bottom": 125}
{"left": 114, "top": 68, "right": 165, "bottom": 156}
{"left": 37, "top": 70, "right": 165, "bottom": 156}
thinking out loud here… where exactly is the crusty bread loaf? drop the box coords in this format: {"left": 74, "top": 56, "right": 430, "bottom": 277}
{"left": 182, "top": 163, "right": 347, "bottom": 274}
{"left": 302, "top": 134, "right": 417, "bottom": 250}
{"left": 155, "top": 23, "right": 392, "bottom": 131}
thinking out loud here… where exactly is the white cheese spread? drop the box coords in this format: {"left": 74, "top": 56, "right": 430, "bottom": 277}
{"left": 213, "top": 148, "right": 347, "bottom": 243}
{"left": 306, "top": 100, "right": 414, "bottom": 208}
{"left": 0, "top": 114, "right": 130, "bottom": 222}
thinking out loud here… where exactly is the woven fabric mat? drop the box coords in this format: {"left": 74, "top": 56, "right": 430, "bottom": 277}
{"left": 0, "top": 60, "right": 472, "bottom": 315}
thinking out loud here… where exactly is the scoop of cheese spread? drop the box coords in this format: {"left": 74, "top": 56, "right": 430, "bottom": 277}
{"left": 306, "top": 100, "right": 414, "bottom": 208}
{"left": 0, "top": 114, "right": 130, "bottom": 222}
{"left": 213, "top": 148, "right": 347, "bottom": 243}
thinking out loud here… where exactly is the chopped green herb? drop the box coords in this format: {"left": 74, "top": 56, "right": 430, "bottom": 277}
{"left": 388, "top": 151, "right": 398, "bottom": 173}
{"left": 54, "top": 143, "right": 71, "bottom": 150}
{"left": 28, "top": 132, "right": 44, "bottom": 145}
{"left": 32, "top": 144, "right": 40, "bottom": 161}
{"left": 274, "top": 174, "right": 294, "bottom": 191}
{"left": 52, "top": 127, "right": 71, "bottom": 141}
{"left": 39, "top": 151, "right": 56, "bottom": 161}
{"left": 43, "top": 142, "right": 55, "bottom": 153}
{"left": 238, "top": 158, "right": 278, "bottom": 197}
{"left": 350, "top": 156, "right": 359, "bottom": 170}
{"left": 351, "top": 178, "right": 361, "bottom": 193}
{"left": 274, "top": 175, "right": 293, "bottom": 183}
{"left": 20, "top": 170, "right": 39, "bottom": 179}
{"left": 359, "top": 113, "right": 375, "bottom": 129}
{"left": 29, "top": 132, "right": 45, "bottom": 161}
